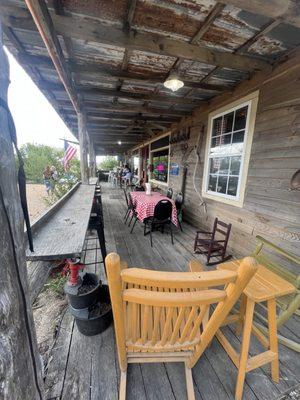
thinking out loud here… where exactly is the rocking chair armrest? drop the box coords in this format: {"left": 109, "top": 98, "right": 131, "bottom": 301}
{"left": 213, "top": 240, "right": 226, "bottom": 243}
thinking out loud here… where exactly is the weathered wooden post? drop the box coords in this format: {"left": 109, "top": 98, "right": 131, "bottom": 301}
{"left": 88, "top": 137, "right": 96, "bottom": 177}
{"left": 78, "top": 112, "right": 89, "bottom": 184}
{"left": 0, "top": 24, "right": 44, "bottom": 399}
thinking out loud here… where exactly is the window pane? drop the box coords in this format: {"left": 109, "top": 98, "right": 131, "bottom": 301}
{"left": 212, "top": 116, "right": 222, "bottom": 136}
{"left": 219, "top": 157, "right": 230, "bottom": 175}
{"left": 210, "top": 134, "right": 231, "bottom": 156}
{"left": 209, "top": 158, "right": 219, "bottom": 174}
{"left": 152, "top": 149, "right": 169, "bottom": 182}
{"left": 211, "top": 136, "right": 219, "bottom": 148}
{"left": 222, "top": 112, "right": 234, "bottom": 133}
{"left": 234, "top": 106, "right": 248, "bottom": 131}
{"left": 232, "top": 130, "right": 244, "bottom": 143}
{"left": 208, "top": 174, "right": 217, "bottom": 192}
{"left": 217, "top": 176, "right": 227, "bottom": 194}
{"left": 230, "top": 156, "right": 241, "bottom": 175}
{"left": 227, "top": 176, "right": 239, "bottom": 196}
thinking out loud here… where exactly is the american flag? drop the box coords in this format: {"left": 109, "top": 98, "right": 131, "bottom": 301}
{"left": 63, "top": 140, "right": 77, "bottom": 170}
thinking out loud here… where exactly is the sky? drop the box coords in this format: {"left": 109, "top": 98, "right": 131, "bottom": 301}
{"left": 6, "top": 49, "right": 77, "bottom": 151}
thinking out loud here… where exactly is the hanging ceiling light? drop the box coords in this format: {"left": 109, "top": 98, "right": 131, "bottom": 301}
{"left": 118, "top": 141, "right": 122, "bottom": 145}
{"left": 163, "top": 73, "right": 184, "bottom": 92}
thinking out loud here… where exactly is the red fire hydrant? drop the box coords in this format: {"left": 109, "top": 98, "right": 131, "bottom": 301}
{"left": 66, "top": 258, "right": 85, "bottom": 286}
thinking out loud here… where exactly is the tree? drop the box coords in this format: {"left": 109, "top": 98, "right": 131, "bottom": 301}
{"left": 98, "top": 156, "right": 118, "bottom": 171}
{"left": 19, "top": 143, "right": 80, "bottom": 183}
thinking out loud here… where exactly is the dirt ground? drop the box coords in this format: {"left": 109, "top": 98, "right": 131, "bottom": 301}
{"left": 33, "top": 288, "right": 67, "bottom": 364}
{"left": 26, "top": 183, "right": 49, "bottom": 221}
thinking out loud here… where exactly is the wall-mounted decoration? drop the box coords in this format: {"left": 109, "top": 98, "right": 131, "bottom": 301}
{"left": 290, "top": 169, "right": 300, "bottom": 190}
{"left": 170, "top": 127, "right": 190, "bottom": 144}
{"left": 170, "top": 162, "right": 179, "bottom": 176}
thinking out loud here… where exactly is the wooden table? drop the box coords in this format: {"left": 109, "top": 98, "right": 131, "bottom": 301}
{"left": 131, "top": 191, "right": 178, "bottom": 226}
{"left": 26, "top": 183, "right": 96, "bottom": 261}
{"left": 216, "top": 259, "right": 295, "bottom": 400}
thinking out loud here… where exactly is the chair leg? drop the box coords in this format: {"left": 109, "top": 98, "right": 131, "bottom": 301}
{"left": 130, "top": 216, "right": 138, "bottom": 234}
{"left": 124, "top": 209, "right": 129, "bottom": 221}
{"left": 170, "top": 223, "right": 174, "bottom": 245}
{"left": 185, "top": 364, "right": 195, "bottom": 400}
{"left": 119, "top": 369, "right": 127, "bottom": 400}
{"left": 150, "top": 228, "right": 153, "bottom": 247}
{"left": 194, "top": 235, "right": 198, "bottom": 252}
{"left": 236, "top": 293, "right": 247, "bottom": 335}
{"left": 178, "top": 219, "right": 183, "bottom": 232}
{"left": 128, "top": 213, "right": 134, "bottom": 227}
{"left": 235, "top": 299, "right": 255, "bottom": 400}
{"left": 267, "top": 298, "right": 279, "bottom": 382}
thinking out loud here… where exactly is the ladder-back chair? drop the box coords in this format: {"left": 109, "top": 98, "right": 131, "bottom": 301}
{"left": 194, "top": 217, "right": 232, "bottom": 265}
{"left": 106, "top": 253, "right": 257, "bottom": 400}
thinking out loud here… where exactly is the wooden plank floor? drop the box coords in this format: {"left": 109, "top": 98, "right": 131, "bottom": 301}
{"left": 44, "top": 184, "right": 300, "bottom": 400}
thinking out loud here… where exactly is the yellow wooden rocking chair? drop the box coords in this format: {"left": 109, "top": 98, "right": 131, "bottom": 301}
{"left": 106, "top": 253, "right": 257, "bottom": 400}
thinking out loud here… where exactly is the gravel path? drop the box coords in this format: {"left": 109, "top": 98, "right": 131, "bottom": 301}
{"left": 26, "top": 183, "right": 48, "bottom": 221}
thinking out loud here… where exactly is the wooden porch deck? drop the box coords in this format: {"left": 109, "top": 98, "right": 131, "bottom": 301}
{"left": 44, "top": 184, "right": 300, "bottom": 400}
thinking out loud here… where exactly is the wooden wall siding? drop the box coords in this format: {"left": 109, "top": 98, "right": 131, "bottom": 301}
{"left": 169, "top": 63, "right": 300, "bottom": 273}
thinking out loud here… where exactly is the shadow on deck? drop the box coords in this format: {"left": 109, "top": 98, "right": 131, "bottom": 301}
{"left": 44, "top": 184, "right": 300, "bottom": 400}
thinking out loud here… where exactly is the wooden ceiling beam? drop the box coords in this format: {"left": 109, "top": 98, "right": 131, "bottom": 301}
{"left": 39, "top": 79, "right": 202, "bottom": 105}
{"left": 83, "top": 103, "right": 187, "bottom": 117}
{"left": 67, "top": 112, "right": 177, "bottom": 123}
{"left": 24, "top": 0, "right": 80, "bottom": 113}
{"left": 80, "top": 87, "right": 203, "bottom": 106}
{"left": 191, "top": 3, "right": 226, "bottom": 45}
{"left": 3, "top": 6, "right": 270, "bottom": 72}
{"left": 16, "top": 54, "right": 230, "bottom": 92}
{"left": 51, "top": 15, "right": 270, "bottom": 72}
{"left": 220, "top": 1, "right": 300, "bottom": 29}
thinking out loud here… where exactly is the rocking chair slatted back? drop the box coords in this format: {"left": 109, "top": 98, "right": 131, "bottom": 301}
{"left": 106, "top": 253, "right": 257, "bottom": 400}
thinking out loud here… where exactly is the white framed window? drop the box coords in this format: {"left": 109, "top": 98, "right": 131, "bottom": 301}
{"left": 202, "top": 91, "right": 259, "bottom": 207}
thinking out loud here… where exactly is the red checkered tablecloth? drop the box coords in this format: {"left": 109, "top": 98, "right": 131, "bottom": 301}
{"left": 131, "top": 191, "right": 178, "bottom": 226}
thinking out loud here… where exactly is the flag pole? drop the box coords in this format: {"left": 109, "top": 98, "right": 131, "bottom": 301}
{"left": 59, "top": 138, "right": 79, "bottom": 145}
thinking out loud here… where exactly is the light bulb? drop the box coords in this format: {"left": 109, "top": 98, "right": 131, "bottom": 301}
{"left": 163, "top": 74, "right": 184, "bottom": 92}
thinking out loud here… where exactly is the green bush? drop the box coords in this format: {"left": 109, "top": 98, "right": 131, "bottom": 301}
{"left": 98, "top": 156, "right": 118, "bottom": 171}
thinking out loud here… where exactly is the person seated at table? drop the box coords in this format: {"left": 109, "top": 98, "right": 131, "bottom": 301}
{"left": 134, "top": 179, "right": 145, "bottom": 191}
{"left": 122, "top": 165, "right": 132, "bottom": 187}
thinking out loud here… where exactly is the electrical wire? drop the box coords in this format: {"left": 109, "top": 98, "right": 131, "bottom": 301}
{"left": 192, "top": 127, "right": 207, "bottom": 213}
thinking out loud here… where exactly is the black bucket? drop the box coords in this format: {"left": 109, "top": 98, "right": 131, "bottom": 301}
{"left": 69, "top": 285, "right": 112, "bottom": 336}
{"left": 65, "top": 273, "right": 101, "bottom": 309}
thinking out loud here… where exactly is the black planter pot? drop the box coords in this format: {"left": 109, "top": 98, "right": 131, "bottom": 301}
{"left": 69, "top": 285, "right": 112, "bottom": 336}
{"left": 65, "top": 273, "right": 101, "bottom": 309}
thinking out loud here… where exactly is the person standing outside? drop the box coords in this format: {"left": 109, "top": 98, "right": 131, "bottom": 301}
{"left": 43, "top": 165, "right": 52, "bottom": 195}
{"left": 50, "top": 165, "right": 58, "bottom": 193}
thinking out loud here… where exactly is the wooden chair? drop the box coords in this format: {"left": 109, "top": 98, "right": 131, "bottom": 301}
{"left": 127, "top": 193, "right": 139, "bottom": 234}
{"left": 194, "top": 218, "right": 232, "bottom": 265}
{"left": 252, "top": 235, "right": 300, "bottom": 352}
{"left": 106, "top": 253, "right": 258, "bottom": 400}
{"left": 123, "top": 189, "right": 130, "bottom": 222}
{"left": 166, "top": 187, "right": 173, "bottom": 199}
{"left": 144, "top": 199, "right": 173, "bottom": 246}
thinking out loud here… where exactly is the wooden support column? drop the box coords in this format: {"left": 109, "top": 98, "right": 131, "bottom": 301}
{"left": 138, "top": 148, "right": 143, "bottom": 180}
{"left": 78, "top": 112, "right": 89, "bottom": 184}
{"left": 0, "top": 24, "right": 44, "bottom": 399}
{"left": 88, "top": 137, "right": 96, "bottom": 177}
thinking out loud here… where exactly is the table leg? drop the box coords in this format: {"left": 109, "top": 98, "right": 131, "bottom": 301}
{"left": 267, "top": 298, "right": 279, "bottom": 382}
{"left": 235, "top": 299, "right": 255, "bottom": 400}
{"left": 236, "top": 293, "right": 247, "bottom": 335}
